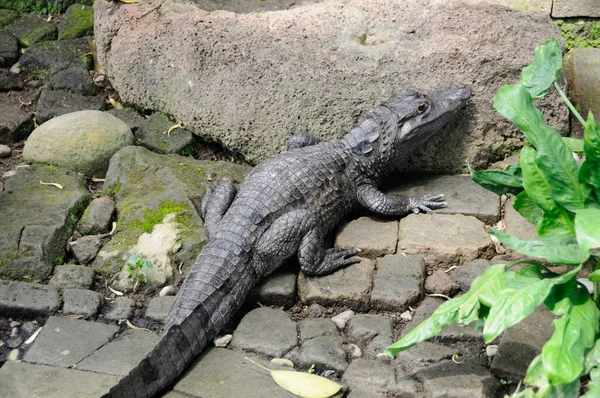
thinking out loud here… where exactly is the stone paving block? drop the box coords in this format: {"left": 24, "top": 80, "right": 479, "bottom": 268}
{"left": 504, "top": 195, "right": 537, "bottom": 241}
{"left": 424, "top": 270, "right": 459, "bottom": 296}
{"left": 295, "top": 335, "right": 348, "bottom": 372}
{"left": 103, "top": 297, "right": 134, "bottom": 321}
{"left": 174, "top": 347, "right": 298, "bottom": 397}
{"left": 49, "top": 265, "right": 95, "bottom": 289}
{"left": 414, "top": 359, "right": 500, "bottom": 398}
{"left": 23, "top": 316, "right": 119, "bottom": 368}
{"left": 298, "top": 257, "right": 374, "bottom": 311}
{"left": 335, "top": 217, "right": 398, "bottom": 258}
{"left": 254, "top": 271, "right": 297, "bottom": 307}
{"left": 389, "top": 175, "right": 501, "bottom": 224}
{"left": 343, "top": 358, "right": 397, "bottom": 396}
{"left": 395, "top": 341, "right": 455, "bottom": 368}
{"left": 78, "top": 196, "right": 116, "bottom": 235}
{"left": 62, "top": 288, "right": 103, "bottom": 316}
{"left": 397, "top": 214, "right": 494, "bottom": 269}
{"left": 70, "top": 235, "right": 104, "bottom": 265}
{"left": 370, "top": 254, "right": 424, "bottom": 311}
{"left": 0, "top": 280, "right": 60, "bottom": 317}
{"left": 449, "top": 259, "right": 490, "bottom": 291}
{"left": 0, "top": 361, "right": 119, "bottom": 398}
{"left": 77, "top": 329, "right": 160, "bottom": 376}
{"left": 553, "top": 0, "right": 600, "bottom": 17}
{"left": 299, "top": 318, "right": 339, "bottom": 342}
{"left": 490, "top": 306, "right": 555, "bottom": 382}
{"left": 230, "top": 307, "right": 297, "bottom": 357}
{"left": 145, "top": 296, "right": 176, "bottom": 322}
{"left": 347, "top": 314, "right": 393, "bottom": 357}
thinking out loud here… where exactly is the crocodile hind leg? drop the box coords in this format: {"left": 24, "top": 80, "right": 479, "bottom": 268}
{"left": 256, "top": 210, "right": 360, "bottom": 276}
{"left": 200, "top": 182, "right": 237, "bottom": 239}
{"left": 287, "top": 131, "right": 321, "bottom": 150}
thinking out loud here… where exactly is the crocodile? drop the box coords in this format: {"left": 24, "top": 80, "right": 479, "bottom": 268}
{"left": 102, "top": 85, "right": 471, "bottom": 398}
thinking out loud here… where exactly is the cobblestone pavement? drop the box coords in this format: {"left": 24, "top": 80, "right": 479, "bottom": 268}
{"left": 0, "top": 175, "right": 557, "bottom": 397}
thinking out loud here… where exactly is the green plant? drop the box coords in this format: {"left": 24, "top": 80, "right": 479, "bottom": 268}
{"left": 126, "top": 254, "right": 153, "bottom": 284}
{"left": 386, "top": 37, "right": 600, "bottom": 397}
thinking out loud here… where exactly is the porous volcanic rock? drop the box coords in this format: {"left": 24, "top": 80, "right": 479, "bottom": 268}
{"left": 94, "top": 0, "right": 567, "bottom": 171}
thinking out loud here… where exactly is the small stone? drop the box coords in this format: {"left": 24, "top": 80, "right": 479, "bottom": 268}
{"left": 70, "top": 235, "right": 104, "bottom": 265}
{"left": 400, "top": 310, "right": 412, "bottom": 321}
{"left": 62, "top": 289, "right": 103, "bottom": 317}
{"left": 347, "top": 343, "right": 362, "bottom": 358}
{"left": 0, "top": 69, "right": 23, "bottom": 91}
{"left": 6, "top": 335, "right": 23, "bottom": 348}
{"left": 9, "top": 321, "right": 20, "bottom": 328}
{"left": 271, "top": 358, "right": 294, "bottom": 368}
{"left": 49, "top": 265, "right": 95, "bottom": 290}
{"left": 159, "top": 285, "right": 176, "bottom": 296}
{"left": 11, "top": 327, "right": 17, "bottom": 337}
{"left": 94, "top": 75, "right": 105, "bottom": 83}
{"left": 26, "top": 80, "right": 43, "bottom": 88}
{"left": 9, "top": 64, "right": 19, "bottom": 74}
{"left": 0, "top": 145, "right": 11, "bottom": 158}
{"left": 2, "top": 170, "right": 16, "bottom": 179}
{"left": 77, "top": 197, "right": 115, "bottom": 235}
{"left": 145, "top": 296, "right": 176, "bottom": 322}
{"left": 331, "top": 310, "right": 354, "bottom": 329}
{"left": 424, "top": 270, "right": 459, "bottom": 296}
{"left": 308, "top": 303, "right": 326, "bottom": 317}
{"left": 334, "top": 217, "right": 398, "bottom": 258}
{"left": 214, "top": 334, "right": 232, "bottom": 348}
{"left": 8, "top": 349, "right": 19, "bottom": 361}
{"left": 21, "top": 321, "right": 38, "bottom": 335}
{"left": 486, "top": 345, "right": 498, "bottom": 357}
{"left": 103, "top": 297, "right": 134, "bottom": 321}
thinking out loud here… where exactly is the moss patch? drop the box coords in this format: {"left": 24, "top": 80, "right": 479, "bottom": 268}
{"left": 557, "top": 19, "right": 600, "bottom": 50}
{"left": 58, "top": 4, "right": 93, "bottom": 40}
{"left": 0, "top": 9, "right": 20, "bottom": 29}
{"left": 130, "top": 201, "right": 186, "bottom": 233}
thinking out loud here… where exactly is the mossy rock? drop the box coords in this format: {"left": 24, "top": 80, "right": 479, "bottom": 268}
{"left": 135, "top": 112, "right": 194, "bottom": 155}
{"left": 20, "top": 37, "right": 91, "bottom": 77}
{"left": 556, "top": 19, "right": 600, "bottom": 50}
{"left": 0, "top": 1, "right": 93, "bottom": 14}
{"left": 5, "top": 14, "right": 57, "bottom": 47}
{"left": 58, "top": 4, "right": 93, "bottom": 40}
{"left": 0, "top": 9, "right": 20, "bottom": 30}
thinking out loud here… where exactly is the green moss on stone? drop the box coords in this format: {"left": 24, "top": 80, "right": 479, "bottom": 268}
{"left": 0, "top": 9, "right": 20, "bottom": 29}
{"left": 557, "top": 19, "right": 600, "bottom": 50}
{"left": 130, "top": 200, "right": 186, "bottom": 233}
{"left": 58, "top": 4, "right": 93, "bottom": 40}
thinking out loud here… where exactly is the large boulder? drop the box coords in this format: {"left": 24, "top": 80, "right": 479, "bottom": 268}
{"left": 94, "top": 0, "right": 567, "bottom": 172}
{"left": 23, "top": 110, "right": 133, "bottom": 177}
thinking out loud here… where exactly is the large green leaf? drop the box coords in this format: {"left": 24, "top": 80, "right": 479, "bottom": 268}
{"left": 520, "top": 37, "right": 562, "bottom": 99}
{"left": 469, "top": 163, "right": 523, "bottom": 195}
{"left": 385, "top": 264, "right": 508, "bottom": 357}
{"left": 525, "top": 354, "right": 582, "bottom": 396}
{"left": 575, "top": 208, "right": 600, "bottom": 258}
{"left": 483, "top": 265, "right": 580, "bottom": 342}
{"left": 583, "top": 367, "right": 600, "bottom": 398}
{"left": 562, "top": 137, "right": 584, "bottom": 154}
{"left": 494, "top": 85, "right": 587, "bottom": 212}
{"left": 490, "top": 230, "right": 582, "bottom": 265}
{"left": 513, "top": 191, "right": 543, "bottom": 226}
{"left": 580, "top": 113, "right": 600, "bottom": 202}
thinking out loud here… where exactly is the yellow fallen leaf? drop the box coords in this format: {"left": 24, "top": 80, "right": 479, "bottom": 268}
{"left": 126, "top": 319, "right": 151, "bottom": 332}
{"left": 167, "top": 123, "right": 182, "bottom": 137}
{"left": 246, "top": 357, "right": 342, "bottom": 398}
{"left": 107, "top": 285, "right": 124, "bottom": 296}
{"left": 117, "top": 0, "right": 142, "bottom": 3}
{"left": 40, "top": 181, "right": 63, "bottom": 189}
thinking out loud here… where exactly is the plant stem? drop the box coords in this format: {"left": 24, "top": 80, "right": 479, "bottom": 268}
{"left": 592, "top": 257, "right": 600, "bottom": 308}
{"left": 554, "top": 80, "right": 586, "bottom": 127}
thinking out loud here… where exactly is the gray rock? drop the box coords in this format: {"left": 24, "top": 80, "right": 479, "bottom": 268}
{"left": 424, "top": 270, "right": 459, "bottom": 296}
{"left": 23, "top": 316, "right": 118, "bottom": 367}
{"left": 0, "top": 69, "right": 22, "bottom": 91}
{"left": 34, "top": 89, "right": 105, "bottom": 125}
{"left": 231, "top": 307, "right": 297, "bottom": 357}
{"left": 93, "top": 146, "right": 249, "bottom": 278}
{"left": 70, "top": 235, "right": 105, "bottom": 265}
{"left": 565, "top": 48, "right": 600, "bottom": 138}
{"left": 490, "top": 306, "right": 555, "bottom": 382}
{"left": 0, "top": 102, "right": 33, "bottom": 145}
{"left": 106, "top": 108, "right": 146, "bottom": 132}
{"left": 0, "top": 144, "right": 11, "bottom": 158}
{"left": 145, "top": 296, "right": 176, "bottom": 322}
{"left": 77, "top": 329, "right": 160, "bottom": 376}
{"left": 553, "top": 0, "right": 600, "bottom": 17}
{"left": 49, "top": 265, "right": 95, "bottom": 289}
{"left": 414, "top": 359, "right": 500, "bottom": 398}
{"left": 0, "top": 10, "right": 20, "bottom": 30}
{"left": 62, "top": 288, "right": 103, "bottom": 316}
{"left": 395, "top": 341, "right": 455, "bottom": 369}
{"left": 135, "top": 112, "right": 194, "bottom": 154}
{"left": 295, "top": 335, "right": 348, "bottom": 372}
{"left": 20, "top": 38, "right": 91, "bottom": 77}
{"left": 254, "top": 271, "right": 297, "bottom": 307}
{"left": 0, "top": 31, "right": 19, "bottom": 68}
{"left": 331, "top": 310, "right": 354, "bottom": 329}
{"left": 343, "top": 358, "right": 397, "bottom": 396}
{"left": 77, "top": 197, "right": 115, "bottom": 235}
{"left": 174, "top": 348, "right": 297, "bottom": 397}
{"left": 49, "top": 66, "right": 98, "bottom": 96}
{"left": 504, "top": 195, "right": 537, "bottom": 241}
{"left": 388, "top": 175, "right": 501, "bottom": 224}
{"left": 0, "top": 362, "right": 119, "bottom": 397}
{"left": 347, "top": 314, "right": 393, "bottom": 358}
{"left": 443, "top": 0, "right": 551, "bottom": 12}
{"left": 6, "top": 335, "right": 23, "bottom": 348}
{"left": 5, "top": 15, "right": 57, "bottom": 48}
{"left": 58, "top": 4, "right": 94, "bottom": 40}
{"left": 0, "top": 281, "right": 59, "bottom": 317}
{"left": 299, "top": 318, "right": 339, "bottom": 342}
{"left": 0, "top": 166, "right": 90, "bottom": 280}
{"left": 371, "top": 254, "right": 424, "bottom": 311}
{"left": 334, "top": 217, "right": 398, "bottom": 258}
{"left": 449, "top": 259, "right": 490, "bottom": 291}
{"left": 95, "top": 0, "right": 567, "bottom": 170}
{"left": 103, "top": 297, "right": 134, "bottom": 321}
{"left": 24, "top": 110, "right": 132, "bottom": 177}
{"left": 397, "top": 214, "right": 494, "bottom": 269}
{"left": 298, "top": 257, "right": 374, "bottom": 311}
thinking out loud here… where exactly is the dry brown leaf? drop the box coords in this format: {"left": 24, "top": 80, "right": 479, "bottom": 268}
{"left": 126, "top": 320, "right": 151, "bottom": 332}
{"left": 167, "top": 123, "right": 182, "bottom": 137}
{"left": 64, "top": 314, "right": 83, "bottom": 319}
{"left": 108, "top": 285, "right": 124, "bottom": 296}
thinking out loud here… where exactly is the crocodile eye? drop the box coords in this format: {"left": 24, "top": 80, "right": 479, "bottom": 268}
{"left": 416, "top": 102, "right": 429, "bottom": 114}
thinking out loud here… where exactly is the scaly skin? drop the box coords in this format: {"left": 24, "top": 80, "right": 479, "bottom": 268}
{"left": 102, "top": 86, "right": 471, "bottom": 398}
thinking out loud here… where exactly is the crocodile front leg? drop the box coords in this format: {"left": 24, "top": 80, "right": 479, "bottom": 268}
{"left": 357, "top": 184, "right": 447, "bottom": 217}
{"left": 200, "top": 182, "right": 237, "bottom": 239}
{"left": 256, "top": 210, "right": 360, "bottom": 276}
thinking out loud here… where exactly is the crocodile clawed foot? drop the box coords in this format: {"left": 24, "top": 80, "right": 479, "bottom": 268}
{"left": 410, "top": 194, "right": 447, "bottom": 214}
{"left": 310, "top": 247, "right": 361, "bottom": 275}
